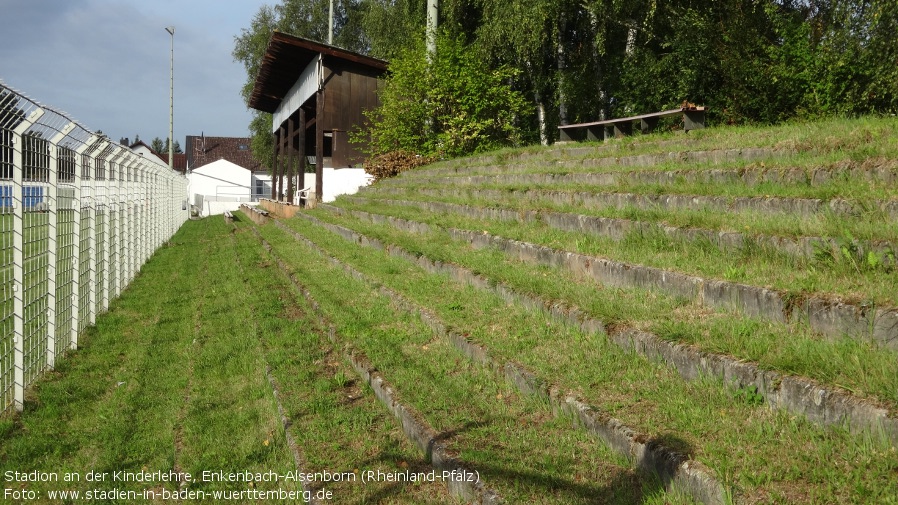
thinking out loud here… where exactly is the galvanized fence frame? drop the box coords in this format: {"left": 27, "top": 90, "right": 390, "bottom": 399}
{"left": 0, "top": 82, "right": 188, "bottom": 413}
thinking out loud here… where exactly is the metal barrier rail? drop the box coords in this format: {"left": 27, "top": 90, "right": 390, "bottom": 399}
{"left": 0, "top": 81, "right": 189, "bottom": 413}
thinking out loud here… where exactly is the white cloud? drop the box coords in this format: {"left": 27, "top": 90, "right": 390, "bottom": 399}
{"left": 0, "top": 0, "right": 266, "bottom": 142}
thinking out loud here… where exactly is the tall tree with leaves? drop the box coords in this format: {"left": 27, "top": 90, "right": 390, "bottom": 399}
{"left": 233, "top": 5, "right": 278, "bottom": 171}
{"left": 475, "top": 0, "right": 564, "bottom": 144}
{"left": 150, "top": 137, "right": 182, "bottom": 154}
{"left": 473, "top": 0, "right": 613, "bottom": 144}
{"left": 362, "top": 33, "right": 529, "bottom": 159}
{"left": 361, "top": 0, "right": 427, "bottom": 59}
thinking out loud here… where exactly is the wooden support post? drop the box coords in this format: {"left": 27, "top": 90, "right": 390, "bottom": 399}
{"left": 270, "top": 130, "right": 279, "bottom": 200}
{"left": 277, "top": 125, "right": 286, "bottom": 201}
{"left": 612, "top": 120, "right": 632, "bottom": 138}
{"left": 683, "top": 109, "right": 705, "bottom": 131}
{"left": 641, "top": 117, "right": 660, "bottom": 134}
{"left": 298, "top": 107, "right": 306, "bottom": 205}
{"left": 286, "top": 115, "right": 295, "bottom": 203}
{"left": 315, "top": 90, "right": 324, "bottom": 202}
{"left": 586, "top": 126, "right": 604, "bottom": 142}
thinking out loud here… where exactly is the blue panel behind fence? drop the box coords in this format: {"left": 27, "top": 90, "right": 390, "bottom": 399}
{"left": 24, "top": 186, "right": 44, "bottom": 209}
{"left": 0, "top": 185, "right": 46, "bottom": 209}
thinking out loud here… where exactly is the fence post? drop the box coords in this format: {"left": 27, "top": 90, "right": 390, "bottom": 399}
{"left": 45, "top": 122, "right": 74, "bottom": 368}
{"left": 119, "top": 155, "right": 130, "bottom": 292}
{"left": 169, "top": 176, "right": 175, "bottom": 240}
{"left": 150, "top": 170, "right": 156, "bottom": 254}
{"left": 107, "top": 146, "right": 124, "bottom": 301}
{"left": 137, "top": 162, "right": 145, "bottom": 268}
{"left": 163, "top": 173, "right": 168, "bottom": 243}
{"left": 87, "top": 140, "right": 108, "bottom": 325}
{"left": 167, "top": 176, "right": 173, "bottom": 240}
{"left": 105, "top": 151, "right": 115, "bottom": 302}
{"left": 70, "top": 134, "right": 96, "bottom": 349}
{"left": 11, "top": 107, "right": 43, "bottom": 411}
{"left": 123, "top": 155, "right": 136, "bottom": 286}
{"left": 138, "top": 162, "right": 146, "bottom": 267}
{"left": 115, "top": 149, "right": 127, "bottom": 296}
{"left": 98, "top": 144, "right": 111, "bottom": 314}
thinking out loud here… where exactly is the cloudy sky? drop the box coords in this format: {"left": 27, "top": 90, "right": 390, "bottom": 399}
{"left": 0, "top": 0, "right": 271, "bottom": 145}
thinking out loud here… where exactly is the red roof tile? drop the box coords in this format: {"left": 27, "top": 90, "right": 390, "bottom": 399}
{"left": 185, "top": 135, "right": 266, "bottom": 172}
{"left": 159, "top": 152, "right": 188, "bottom": 173}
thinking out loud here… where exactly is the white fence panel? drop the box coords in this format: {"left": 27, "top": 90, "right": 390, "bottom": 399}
{"left": 0, "top": 82, "right": 188, "bottom": 413}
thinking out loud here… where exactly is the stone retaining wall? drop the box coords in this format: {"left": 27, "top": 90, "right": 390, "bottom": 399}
{"left": 259, "top": 198, "right": 303, "bottom": 219}
{"left": 344, "top": 195, "right": 897, "bottom": 265}
{"left": 381, "top": 162, "right": 898, "bottom": 190}
{"left": 418, "top": 147, "right": 788, "bottom": 177}
{"left": 367, "top": 186, "right": 898, "bottom": 221}
{"left": 239, "top": 204, "right": 269, "bottom": 225}
{"left": 274, "top": 219, "right": 729, "bottom": 505}
{"left": 299, "top": 209, "right": 898, "bottom": 447}
{"left": 252, "top": 230, "right": 502, "bottom": 504}
{"left": 327, "top": 203, "right": 898, "bottom": 348}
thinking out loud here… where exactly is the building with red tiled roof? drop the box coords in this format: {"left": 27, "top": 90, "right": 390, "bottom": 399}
{"left": 159, "top": 152, "right": 188, "bottom": 173}
{"left": 128, "top": 140, "right": 186, "bottom": 173}
{"left": 185, "top": 135, "right": 265, "bottom": 172}
{"left": 184, "top": 135, "right": 276, "bottom": 203}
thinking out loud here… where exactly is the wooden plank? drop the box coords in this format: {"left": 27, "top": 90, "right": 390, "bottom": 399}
{"left": 332, "top": 130, "right": 348, "bottom": 168}
{"left": 559, "top": 107, "right": 706, "bottom": 130}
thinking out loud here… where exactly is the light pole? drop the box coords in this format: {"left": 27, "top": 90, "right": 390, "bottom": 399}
{"left": 427, "top": 0, "right": 438, "bottom": 60}
{"left": 165, "top": 26, "right": 175, "bottom": 170}
{"left": 328, "top": 0, "right": 333, "bottom": 44}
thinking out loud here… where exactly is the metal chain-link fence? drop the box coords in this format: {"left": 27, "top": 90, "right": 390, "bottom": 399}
{"left": 0, "top": 81, "right": 188, "bottom": 414}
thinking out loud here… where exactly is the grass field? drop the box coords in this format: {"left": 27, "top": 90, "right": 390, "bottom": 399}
{"left": 0, "top": 218, "right": 461, "bottom": 504}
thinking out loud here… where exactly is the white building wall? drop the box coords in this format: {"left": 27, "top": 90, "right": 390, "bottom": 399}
{"left": 130, "top": 144, "right": 167, "bottom": 166}
{"left": 320, "top": 168, "right": 372, "bottom": 203}
{"left": 188, "top": 159, "right": 253, "bottom": 217}
{"left": 249, "top": 168, "right": 372, "bottom": 205}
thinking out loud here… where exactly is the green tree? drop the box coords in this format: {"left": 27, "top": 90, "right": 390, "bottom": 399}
{"left": 474, "top": 0, "right": 570, "bottom": 143}
{"left": 363, "top": 33, "right": 529, "bottom": 159}
{"left": 864, "top": 0, "right": 898, "bottom": 112}
{"left": 801, "top": 0, "right": 898, "bottom": 115}
{"left": 150, "top": 137, "right": 182, "bottom": 154}
{"left": 233, "top": 0, "right": 898, "bottom": 157}
{"left": 233, "top": 5, "right": 278, "bottom": 171}
{"left": 361, "top": 0, "right": 427, "bottom": 59}
{"left": 166, "top": 139, "right": 183, "bottom": 154}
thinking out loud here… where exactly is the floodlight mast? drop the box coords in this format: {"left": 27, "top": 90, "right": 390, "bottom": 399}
{"left": 427, "top": 0, "right": 438, "bottom": 59}
{"left": 328, "top": 0, "right": 334, "bottom": 44}
{"left": 165, "top": 26, "right": 175, "bottom": 170}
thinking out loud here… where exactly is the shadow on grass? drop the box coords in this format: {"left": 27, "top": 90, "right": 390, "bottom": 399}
{"left": 334, "top": 422, "right": 693, "bottom": 505}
